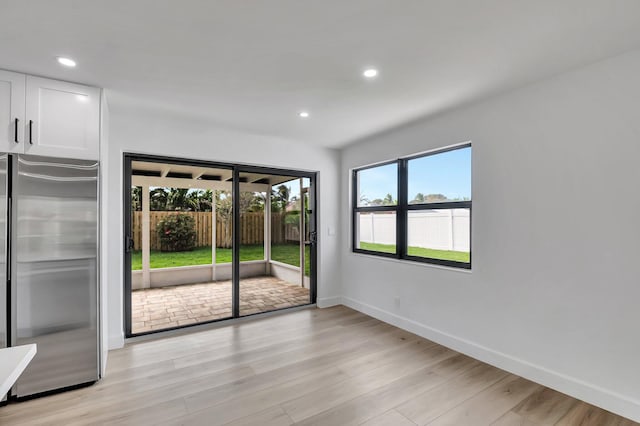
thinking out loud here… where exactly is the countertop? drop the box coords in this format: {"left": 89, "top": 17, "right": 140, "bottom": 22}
{"left": 0, "top": 344, "right": 37, "bottom": 397}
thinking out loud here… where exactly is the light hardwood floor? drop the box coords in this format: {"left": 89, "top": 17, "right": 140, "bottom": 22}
{"left": 0, "top": 306, "right": 636, "bottom": 425}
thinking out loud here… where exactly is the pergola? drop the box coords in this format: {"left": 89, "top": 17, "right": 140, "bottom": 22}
{"left": 130, "top": 160, "right": 308, "bottom": 289}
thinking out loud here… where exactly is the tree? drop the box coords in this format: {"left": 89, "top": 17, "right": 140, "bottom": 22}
{"left": 245, "top": 192, "right": 266, "bottom": 212}
{"left": 214, "top": 190, "right": 233, "bottom": 248}
{"left": 425, "top": 193, "right": 447, "bottom": 202}
{"left": 411, "top": 192, "right": 425, "bottom": 204}
{"left": 383, "top": 193, "right": 395, "bottom": 205}
{"left": 150, "top": 188, "right": 169, "bottom": 210}
{"left": 271, "top": 185, "right": 290, "bottom": 212}
{"left": 166, "top": 188, "right": 199, "bottom": 211}
{"left": 187, "top": 189, "right": 213, "bottom": 212}
{"left": 145, "top": 187, "right": 215, "bottom": 212}
{"left": 131, "top": 186, "right": 142, "bottom": 211}
{"left": 367, "top": 193, "right": 396, "bottom": 206}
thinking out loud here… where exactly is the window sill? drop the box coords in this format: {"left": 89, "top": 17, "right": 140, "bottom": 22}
{"left": 349, "top": 251, "right": 473, "bottom": 274}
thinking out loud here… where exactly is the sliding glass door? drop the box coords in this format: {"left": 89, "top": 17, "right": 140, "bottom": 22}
{"left": 124, "top": 155, "right": 316, "bottom": 336}
{"left": 238, "top": 171, "right": 314, "bottom": 317}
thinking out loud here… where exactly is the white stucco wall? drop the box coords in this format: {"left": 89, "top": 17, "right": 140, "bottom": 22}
{"left": 103, "top": 107, "right": 341, "bottom": 350}
{"left": 340, "top": 49, "right": 640, "bottom": 422}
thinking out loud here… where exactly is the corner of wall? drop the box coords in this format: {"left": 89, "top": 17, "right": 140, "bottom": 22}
{"left": 108, "top": 333, "right": 125, "bottom": 351}
{"left": 317, "top": 296, "right": 342, "bottom": 308}
{"left": 340, "top": 296, "right": 640, "bottom": 423}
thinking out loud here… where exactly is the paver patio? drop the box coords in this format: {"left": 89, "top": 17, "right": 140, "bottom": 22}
{"left": 131, "top": 276, "right": 310, "bottom": 334}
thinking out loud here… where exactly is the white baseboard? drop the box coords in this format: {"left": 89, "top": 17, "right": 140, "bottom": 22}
{"left": 317, "top": 296, "right": 342, "bottom": 308}
{"left": 101, "top": 350, "right": 108, "bottom": 377}
{"left": 108, "top": 333, "right": 125, "bottom": 350}
{"left": 341, "top": 296, "right": 640, "bottom": 423}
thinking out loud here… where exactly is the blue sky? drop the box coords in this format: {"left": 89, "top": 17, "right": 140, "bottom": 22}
{"left": 358, "top": 147, "right": 471, "bottom": 203}
{"left": 357, "top": 163, "right": 398, "bottom": 203}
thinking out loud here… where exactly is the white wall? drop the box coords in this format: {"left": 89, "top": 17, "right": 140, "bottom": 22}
{"left": 340, "top": 49, "right": 640, "bottom": 422}
{"left": 104, "top": 106, "right": 341, "bottom": 350}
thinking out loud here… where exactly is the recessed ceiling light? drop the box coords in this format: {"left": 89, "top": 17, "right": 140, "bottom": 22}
{"left": 363, "top": 68, "right": 378, "bottom": 78}
{"left": 57, "top": 57, "right": 77, "bottom": 67}
{"left": 298, "top": 111, "right": 310, "bottom": 118}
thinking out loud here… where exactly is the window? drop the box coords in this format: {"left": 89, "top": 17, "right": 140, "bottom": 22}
{"left": 352, "top": 144, "right": 471, "bottom": 268}
{"left": 353, "top": 162, "right": 398, "bottom": 255}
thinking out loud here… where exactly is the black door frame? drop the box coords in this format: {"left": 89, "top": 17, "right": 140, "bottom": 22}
{"left": 123, "top": 153, "right": 318, "bottom": 337}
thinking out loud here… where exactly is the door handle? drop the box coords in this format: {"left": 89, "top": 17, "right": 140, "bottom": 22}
{"left": 125, "top": 236, "right": 135, "bottom": 253}
{"left": 29, "top": 120, "right": 33, "bottom": 145}
{"left": 14, "top": 118, "right": 19, "bottom": 143}
{"left": 309, "top": 231, "right": 317, "bottom": 245}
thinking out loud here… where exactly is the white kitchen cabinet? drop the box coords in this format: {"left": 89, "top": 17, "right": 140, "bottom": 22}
{"left": 0, "top": 70, "right": 100, "bottom": 160}
{"left": 0, "top": 70, "right": 25, "bottom": 154}
{"left": 25, "top": 76, "right": 100, "bottom": 160}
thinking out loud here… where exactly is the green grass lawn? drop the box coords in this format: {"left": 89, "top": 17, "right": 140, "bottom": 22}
{"left": 131, "top": 244, "right": 311, "bottom": 275}
{"left": 359, "top": 242, "right": 470, "bottom": 263}
{"left": 271, "top": 244, "right": 311, "bottom": 276}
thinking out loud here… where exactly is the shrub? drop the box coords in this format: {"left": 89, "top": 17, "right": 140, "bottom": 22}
{"left": 156, "top": 214, "right": 196, "bottom": 252}
{"left": 284, "top": 210, "right": 301, "bottom": 225}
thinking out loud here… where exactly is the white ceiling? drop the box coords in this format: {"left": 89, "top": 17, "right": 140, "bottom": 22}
{"left": 1, "top": 0, "right": 640, "bottom": 148}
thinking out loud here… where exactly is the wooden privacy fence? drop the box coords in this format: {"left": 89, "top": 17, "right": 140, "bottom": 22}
{"left": 132, "top": 211, "right": 299, "bottom": 250}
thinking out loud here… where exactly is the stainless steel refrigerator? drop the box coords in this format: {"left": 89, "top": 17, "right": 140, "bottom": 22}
{"left": 1, "top": 154, "right": 99, "bottom": 399}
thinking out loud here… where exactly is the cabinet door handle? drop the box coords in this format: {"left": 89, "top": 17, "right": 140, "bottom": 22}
{"left": 29, "top": 120, "right": 33, "bottom": 145}
{"left": 14, "top": 118, "right": 19, "bottom": 143}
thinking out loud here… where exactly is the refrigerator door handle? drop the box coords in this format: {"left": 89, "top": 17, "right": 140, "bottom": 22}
{"left": 6, "top": 197, "right": 10, "bottom": 279}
